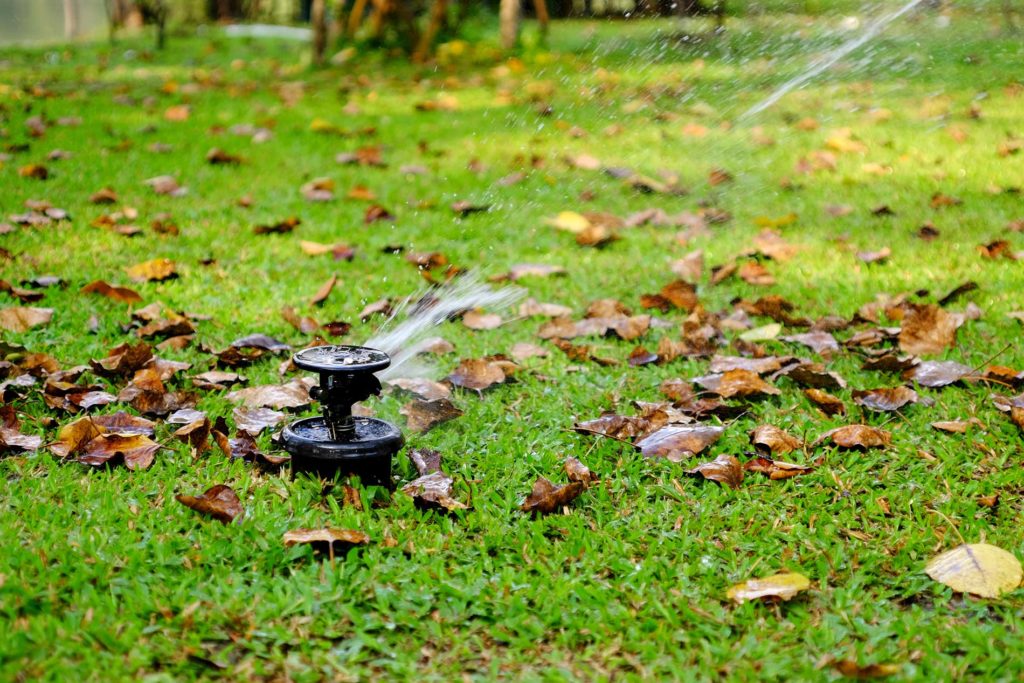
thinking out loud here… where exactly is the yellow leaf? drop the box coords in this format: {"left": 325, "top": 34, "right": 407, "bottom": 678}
{"left": 925, "top": 543, "right": 1022, "bottom": 598}
{"left": 739, "top": 323, "right": 781, "bottom": 341}
{"left": 727, "top": 572, "right": 810, "bottom": 603}
{"left": 545, "top": 211, "right": 591, "bottom": 234}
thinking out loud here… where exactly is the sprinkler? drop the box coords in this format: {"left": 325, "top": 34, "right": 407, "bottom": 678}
{"left": 282, "top": 345, "right": 404, "bottom": 487}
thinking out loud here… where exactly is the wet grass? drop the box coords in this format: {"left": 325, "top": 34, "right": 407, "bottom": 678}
{"left": 1, "top": 9, "right": 1023, "bottom": 681}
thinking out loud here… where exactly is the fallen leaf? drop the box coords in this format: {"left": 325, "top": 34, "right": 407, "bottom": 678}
{"left": 80, "top": 280, "right": 142, "bottom": 303}
{"left": 744, "top": 456, "right": 814, "bottom": 480}
{"left": 831, "top": 660, "right": 901, "bottom": 679}
{"left": 520, "top": 476, "right": 585, "bottom": 515}
{"left": 575, "top": 414, "right": 653, "bottom": 440}
{"left": 124, "top": 260, "right": 177, "bottom": 284}
{"left": 925, "top": 543, "right": 1022, "bottom": 598}
{"left": 899, "top": 304, "right": 959, "bottom": 356}
{"left": 0, "top": 405, "right": 42, "bottom": 453}
{"left": 903, "top": 361, "right": 973, "bottom": 388}
{"left": 750, "top": 425, "right": 801, "bottom": 455}
{"left": 282, "top": 528, "right": 370, "bottom": 555}
{"left": 726, "top": 572, "right": 810, "bottom": 604}
{"left": 636, "top": 425, "right": 724, "bottom": 462}
{"left": 387, "top": 377, "right": 451, "bottom": 401}
{"left": 402, "top": 471, "right": 468, "bottom": 511}
{"left": 852, "top": 386, "right": 919, "bottom": 412}
{"left": 686, "top": 454, "right": 743, "bottom": 489}
{"left": 448, "top": 358, "right": 507, "bottom": 392}
{"left": 0, "top": 307, "right": 53, "bottom": 332}
{"left": 206, "top": 147, "right": 242, "bottom": 165}
{"left": 817, "top": 425, "right": 892, "bottom": 450}
{"left": 227, "top": 377, "right": 313, "bottom": 410}
{"left": 173, "top": 417, "right": 212, "bottom": 454}
{"left": 253, "top": 216, "right": 300, "bottom": 235}
{"left": 310, "top": 274, "right": 337, "bottom": 306}
{"left": 805, "top": 389, "right": 845, "bottom": 416}
{"left": 176, "top": 485, "right": 244, "bottom": 524}
{"left": 564, "top": 456, "right": 598, "bottom": 485}
{"left": 232, "top": 406, "right": 285, "bottom": 434}
{"left": 79, "top": 433, "right": 160, "bottom": 470}
{"left": 400, "top": 398, "right": 463, "bottom": 433}
{"left": 694, "top": 369, "right": 780, "bottom": 399}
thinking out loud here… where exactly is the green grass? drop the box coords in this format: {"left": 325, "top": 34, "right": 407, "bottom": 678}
{"left": 1, "top": 9, "right": 1023, "bottom": 681}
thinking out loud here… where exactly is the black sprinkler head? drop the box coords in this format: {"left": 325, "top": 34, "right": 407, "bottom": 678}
{"left": 283, "top": 345, "right": 404, "bottom": 487}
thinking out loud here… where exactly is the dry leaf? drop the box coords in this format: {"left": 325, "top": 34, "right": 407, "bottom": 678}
{"left": 448, "top": 358, "right": 507, "bottom": 391}
{"left": 176, "top": 485, "right": 244, "bottom": 524}
{"left": 520, "top": 476, "right": 584, "bottom": 514}
{"left": 402, "top": 472, "right": 468, "bottom": 511}
{"left": 564, "top": 456, "right": 598, "bottom": 485}
{"left": 124, "top": 260, "right": 177, "bottom": 284}
{"left": 400, "top": 398, "right": 463, "bottom": 433}
{"left": 852, "top": 387, "right": 919, "bottom": 412}
{"left": 81, "top": 280, "right": 142, "bottom": 303}
{"left": 925, "top": 543, "right": 1022, "bottom": 598}
{"left": 283, "top": 527, "right": 370, "bottom": 554}
{"left": 899, "top": 304, "right": 959, "bottom": 356}
{"left": 750, "top": 425, "right": 801, "bottom": 455}
{"left": 0, "top": 307, "right": 53, "bottom": 333}
{"left": 636, "top": 425, "right": 724, "bottom": 462}
{"left": 804, "top": 388, "right": 846, "bottom": 416}
{"left": 818, "top": 425, "right": 892, "bottom": 450}
{"left": 903, "top": 361, "right": 973, "bottom": 388}
{"left": 310, "top": 274, "right": 337, "bottom": 306}
{"left": 79, "top": 433, "right": 160, "bottom": 470}
{"left": 227, "top": 378, "right": 312, "bottom": 410}
{"left": 744, "top": 456, "right": 814, "bottom": 480}
{"left": 726, "top": 572, "right": 810, "bottom": 604}
{"left": 686, "top": 454, "right": 743, "bottom": 488}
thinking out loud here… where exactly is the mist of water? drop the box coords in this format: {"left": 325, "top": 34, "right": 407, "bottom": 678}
{"left": 740, "top": 0, "right": 928, "bottom": 121}
{"left": 365, "top": 274, "right": 524, "bottom": 380}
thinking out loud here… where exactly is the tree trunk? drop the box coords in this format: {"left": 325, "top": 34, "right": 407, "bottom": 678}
{"left": 64, "top": 0, "right": 80, "bottom": 39}
{"left": 311, "top": 0, "right": 328, "bottom": 64}
{"left": 500, "top": 0, "right": 520, "bottom": 50}
{"left": 413, "top": 0, "right": 447, "bottom": 62}
{"left": 532, "top": 0, "right": 549, "bottom": 40}
{"left": 347, "top": 0, "right": 369, "bottom": 35}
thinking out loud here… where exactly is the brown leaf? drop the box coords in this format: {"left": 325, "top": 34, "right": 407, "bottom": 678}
{"left": 0, "top": 405, "right": 42, "bottom": 453}
{"left": 173, "top": 418, "right": 212, "bottom": 454}
{"left": 636, "top": 425, "right": 724, "bottom": 462}
{"left": 49, "top": 417, "right": 104, "bottom": 458}
{"left": 744, "top": 456, "right": 814, "bottom": 480}
{"left": 709, "top": 355, "right": 786, "bottom": 375}
{"left": 448, "top": 358, "right": 507, "bottom": 392}
{"left": 387, "top": 377, "right": 451, "bottom": 401}
{"left": 727, "top": 572, "right": 810, "bottom": 604}
{"left": 364, "top": 204, "right": 395, "bottom": 224}
{"left": 408, "top": 447, "right": 442, "bottom": 476}
{"left": 805, "top": 388, "right": 846, "bottom": 416}
{"left": 497, "top": 263, "right": 567, "bottom": 281}
{"left": 400, "top": 398, "right": 463, "bottom": 433}
{"left": 899, "top": 304, "right": 960, "bottom": 356}
{"left": 738, "top": 261, "right": 775, "bottom": 286}
{"left": 206, "top": 147, "right": 242, "bottom": 165}
{"left": 510, "top": 342, "right": 550, "bottom": 361}
{"left": 309, "top": 274, "right": 337, "bottom": 306}
{"left": 81, "top": 280, "right": 142, "bottom": 303}
{"left": 564, "top": 456, "right": 598, "bottom": 485}
{"left": 144, "top": 175, "right": 186, "bottom": 196}
{"left": 781, "top": 332, "right": 839, "bottom": 358}
{"left": 0, "top": 306, "right": 53, "bottom": 333}
{"left": 282, "top": 527, "right": 370, "bottom": 553}
{"left": 462, "top": 310, "right": 503, "bottom": 330}
{"left": 575, "top": 414, "right": 653, "bottom": 440}
{"left": 231, "top": 333, "right": 291, "bottom": 353}
{"left": 520, "top": 476, "right": 585, "bottom": 514}
{"left": 695, "top": 369, "right": 780, "bottom": 399}
{"left": 902, "top": 361, "right": 973, "bottom": 388}
{"left": 931, "top": 420, "right": 974, "bottom": 434}
{"left": 192, "top": 370, "right": 246, "bottom": 391}
{"left": 253, "top": 216, "right": 300, "bottom": 235}
{"left": 232, "top": 406, "right": 286, "bottom": 434}
{"left": 402, "top": 472, "right": 468, "bottom": 512}
{"left": 782, "top": 363, "right": 847, "bottom": 390}
{"left": 124, "top": 259, "right": 177, "bottom": 286}
{"left": 818, "top": 425, "right": 892, "bottom": 450}
{"left": 686, "top": 454, "right": 743, "bottom": 488}
{"left": 176, "top": 484, "right": 243, "bottom": 524}
{"left": 852, "top": 386, "right": 919, "bottom": 412}
{"left": 750, "top": 425, "right": 801, "bottom": 455}
{"left": 831, "top": 660, "right": 900, "bottom": 679}
{"left": 79, "top": 433, "right": 160, "bottom": 470}
{"left": 90, "top": 411, "right": 156, "bottom": 435}
{"left": 90, "top": 342, "right": 153, "bottom": 378}
{"left": 227, "top": 378, "right": 313, "bottom": 410}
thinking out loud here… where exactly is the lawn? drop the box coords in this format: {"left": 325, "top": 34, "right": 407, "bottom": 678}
{"left": 1, "top": 7, "right": 1023, "bottom": 681}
